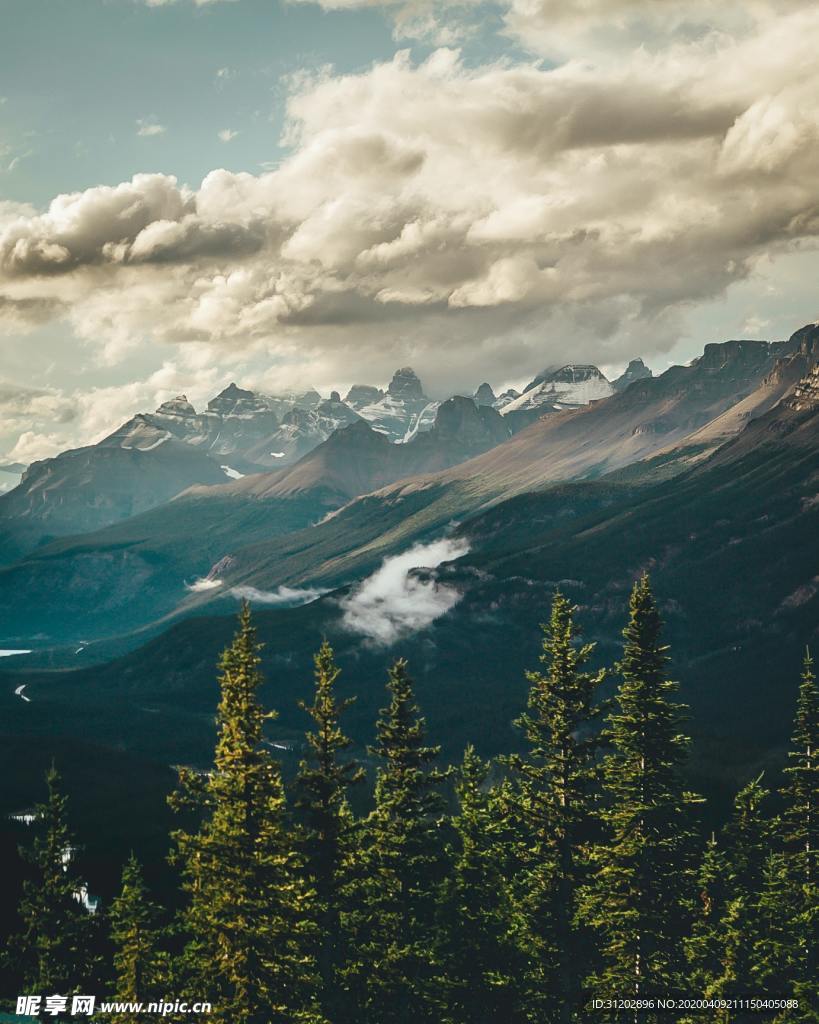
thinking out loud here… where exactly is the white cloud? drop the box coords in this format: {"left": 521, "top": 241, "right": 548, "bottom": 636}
{"left": 186, "top": 577, "right": 223, "bottom": 592}
{"left": 230, "top": 584, "right": 328, "bottom": 605}
{"left": 218, "top": 128, "right": 239, "bottom": 143}
{"left": 7, "top": 430, "right": 66, "bottom": 463}
{"left": 0, "top": 353, "right": 225, "bottom": 464}
{"left": 1, "top": 5, "right": 818, "bottom": 388}
{"left": 341, "top": 537, "right": 470, "bottom": 644}
{"left": 136, "top": 119, "right": 167, "bottom": 137}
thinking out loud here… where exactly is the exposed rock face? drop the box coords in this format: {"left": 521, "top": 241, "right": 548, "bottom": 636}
{"left": 355, "top": 367, "right": 438, "bottom": 442}
{"left": 388, "top": 367, "right": 425, "bottom": 400}
{"left": 613, "top": 358, "right": 652, "bottom": 392}
{"left": 345, "top": 384, "right": 384, "bottom": 409}
{"left": 244, "top": 396, "right": 362, "bottom": 467}
{"left": 474, "top": 383, "right": 497, "bottom": 406}
{"left": 495, "top": 388, "right": 521, "bottom": 409}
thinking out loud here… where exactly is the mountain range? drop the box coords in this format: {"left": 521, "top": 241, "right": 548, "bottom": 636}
{"left": 0, "top": 359, "right": 644, "bottom": 566}
{"left": 0, "top": 323, "right": 817, "bottom": 874}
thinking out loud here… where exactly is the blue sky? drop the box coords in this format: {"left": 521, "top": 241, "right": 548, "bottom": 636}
{"left": 0, "top": 0, "right": 397, "bottom": 205}
{"left": 0, "top": 0, "right": 817, "bottom": 461}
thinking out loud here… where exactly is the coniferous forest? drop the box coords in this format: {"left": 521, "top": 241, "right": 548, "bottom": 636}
{"left": 2, "top": 576, "right": 816, "bottom": 1023}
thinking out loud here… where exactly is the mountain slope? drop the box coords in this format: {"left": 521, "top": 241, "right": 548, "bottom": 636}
{"left": 214, "top": 333, "right": 800, "bottom": 597}
{"left": 0, "top": 398, "right": 512, "bottom": 643}
{"left": 4, "top": 357, "right": 816, "bottom": 821}
{"left": 0, "top": 422, "right": 229, "bottom": 565}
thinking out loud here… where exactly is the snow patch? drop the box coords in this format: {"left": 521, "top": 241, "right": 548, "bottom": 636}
{"left": 340, "top": 538, "right": 470, "bottom": 645}
{"left": 221, "top": 465, "right": 244, "bottom": 479}
{"left": 1, "top": 649, "right": 32, "bottom": 657}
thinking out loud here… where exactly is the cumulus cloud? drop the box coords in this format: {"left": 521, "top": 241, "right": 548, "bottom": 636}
{"left": 341, "top": 537, "right": 470, "bottom": 644}
{"left": 218, "top": 128, "right": 239, "bottom": 142}
{"left": 230, "top": 584, "right": 328, "bottom": 605}
{"left": 0, "top": 352, "right": 226, "bottom": 463}
{"left": 1, "top": 3, "right": 818, "bottom": 386}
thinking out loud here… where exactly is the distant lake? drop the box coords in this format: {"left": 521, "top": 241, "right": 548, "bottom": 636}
{"left": 0, "top": 650, "right": 32, "bottom": 657}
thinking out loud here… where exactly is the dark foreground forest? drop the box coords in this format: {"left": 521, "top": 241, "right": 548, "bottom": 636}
{"left": 2, "top": 577, "right": 816, "bottom": 1023}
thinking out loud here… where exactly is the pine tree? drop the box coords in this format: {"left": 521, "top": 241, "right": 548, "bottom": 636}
{"left": 439, "top": 746, "right": 529, "bottom": 1024}
{"left": 108, "top": 855, "right": 161, "bottom": 1022}
{"left": 506, "top": 590, "right": 606, "bottom": 1022}
{"left": 346, "top": 658, "right": 446, "bottom": 1024}
{"left": 709, "top": 776, "right": 772, "bottom": 1016}
{"left": 685, "top": 834, "right": 730, "bottom": 1003}
{"left": 775, "top": 650, "right": 819, "bottom": 1019}
{"left": 11, "top": 765, "right": 97, "bottom": 1001}
{"left": 294, "top": 640, "right": 364, "bottom": 1021}
{"left": 781, "top": 649, "right": 818, "bottom": 885}
{"left": 169, "top": 603, "right": 321, "bottom": 1024}
{"left": 579, "top": 575, "right": 700, "bottom": 1020}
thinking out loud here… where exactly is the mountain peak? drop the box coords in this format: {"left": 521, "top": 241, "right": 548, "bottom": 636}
{"left": 155, "top": 395, "right": 196, "bottom": 417}
{"left": 345, "top": 384, "right": 384, "bottom": 409}
{"left": 388, "top": 366, "right": 426, "bottom": 400}
{"left": 613, "top": 358, "right": 653, "bottom": 392}
{"left": 214, "top": 382, "right": 255, "bottom": 401}
{"left": 474, "top": 382, "right": 496, "bottom": 406}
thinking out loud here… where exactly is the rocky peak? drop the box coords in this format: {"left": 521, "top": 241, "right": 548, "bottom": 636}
{"left": 787, "top": 365, "right": 819, "bottom": 411}
{"left": 613, "top": 358, "right": 652, "bottom": 392}
{"left": 696, "top": 340, "right": 775, "bottom": 374}
{"left": 547, "top": 364, "right": 608, "bottom": 385}
{"left": 155, "top": 395, "right": 196, "bottom": 418}
{"left": 474, "top": 382, "right": 496, "bottom": 406}
{"left": 388, "top": 367, "right": 426, "bottom": 400}
{"left": 344, "top": 384, "right": 384, "bottom": 409}
{"left": 430, "top": 395, "right": 511, "bottom": 446}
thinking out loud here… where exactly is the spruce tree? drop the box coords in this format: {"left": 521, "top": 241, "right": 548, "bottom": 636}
{"left": 346, "top": 658, "right": 446, "bottom": 1024}
{"left": 440, "top": 745, "right": 529, "bottom": 1024}
{"left": 169, "top": 603, "right": 321, "bottom": 1024}
{"left": 709, "top": 777, "right": 772, "bottom": 1015}
{"left": 11, "top": 765, "right": 97, "bottom": 1002}
{"left": 507, "top": 590, "right": 606, "bottom": 1022}
{"left": 781, "top": 649, "right": 818, "bottom": 886}
{"left": 108, "top": 854, "right": 161, "bottom": 1022}
{"left": 685, "top": 835, "right": 730, "bottom": 1002}
{"left": 580, "top": 575, "right": 700, "bottom": 1019}
{"left": 294, "top": 640, "right": 364, "bottom": 1020}
{"left": 776, "top": 650, "right": 819, "bottom": 1018}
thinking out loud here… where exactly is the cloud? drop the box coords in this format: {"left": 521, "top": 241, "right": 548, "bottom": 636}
{"left": 218, "top": 128, "right": 239, "bottom": 143}
{"left": 186, "top": 577, "right": 223, "bottom": 592}
{"left": 288, "top": 0, "right": 491, "bottom": 44}
{"left": 136, "top": 119, "right": 167, "bottom": 137}
{"left": 0, "top": 353, "right": 226, "bottom": 464}
{"left": 229, "top": 584, "right": 328, "bottom": 605}
{"left": 341, "top": 537, "right": 470, "bottom": 644}
{"left": 1, "top": 5, "right": 818, "bottom": 386}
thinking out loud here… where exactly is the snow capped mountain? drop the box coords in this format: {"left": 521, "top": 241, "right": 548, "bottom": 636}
{"left": 502, "top": 364, "right": 614, "bottom": 417}
{"left": 243, "top": 393, "right": 362, "bottom": 467}
{"left": 352, "top": 367, "right": 440, "bottom": 442}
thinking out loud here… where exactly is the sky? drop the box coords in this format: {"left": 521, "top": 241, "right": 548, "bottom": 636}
{"left": 0, "top": 0, "right": 818, "bottom": 463}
